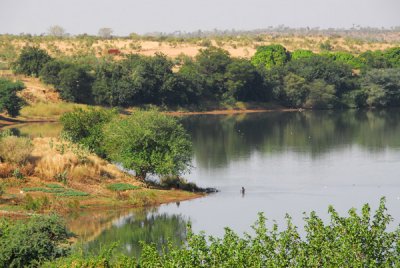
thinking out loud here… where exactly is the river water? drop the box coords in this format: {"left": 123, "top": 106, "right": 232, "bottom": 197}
{"left": 10, "top": 109, "right": 400, "bottom": 256}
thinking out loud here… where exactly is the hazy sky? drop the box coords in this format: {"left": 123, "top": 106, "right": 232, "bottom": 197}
{"left": 1, "top": 0, "right": 399, "bottom": 35}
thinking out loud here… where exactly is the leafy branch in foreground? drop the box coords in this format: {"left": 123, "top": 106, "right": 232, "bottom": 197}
{"left": 45, "top": 197, "right": 400, "bottom": 267}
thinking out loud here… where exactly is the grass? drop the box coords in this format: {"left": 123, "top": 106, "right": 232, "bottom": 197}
{"left": 107, "top": 183, "right": 140, "bottom": 192}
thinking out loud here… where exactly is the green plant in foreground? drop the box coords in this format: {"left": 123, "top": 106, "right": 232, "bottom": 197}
{"left": 0, "top": 214, "right": 71, "bottom": 267}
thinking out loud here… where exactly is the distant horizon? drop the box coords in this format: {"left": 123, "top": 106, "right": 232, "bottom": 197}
{"left": 1, "top": 0, "right": 399, "bottom": 36}
{"left": 1, "top": 25, "right": 400, "bottom": 37}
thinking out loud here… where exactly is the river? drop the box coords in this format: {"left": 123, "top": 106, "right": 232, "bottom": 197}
{"left": 10, "top": 109, "right": 400, "bottom": 257}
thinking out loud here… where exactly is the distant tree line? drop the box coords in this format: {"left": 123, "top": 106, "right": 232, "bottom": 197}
{"left": 12, "top": 45, "right": 400, "bottom": 109}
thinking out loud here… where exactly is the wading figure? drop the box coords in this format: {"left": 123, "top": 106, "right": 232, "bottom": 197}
{"left": 241, "top": 187, "right": 245, "bottom": 196}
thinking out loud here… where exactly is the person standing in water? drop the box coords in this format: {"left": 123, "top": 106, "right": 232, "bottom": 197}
{"left": 241, "top": 187, "right": 245, "bottom": 196}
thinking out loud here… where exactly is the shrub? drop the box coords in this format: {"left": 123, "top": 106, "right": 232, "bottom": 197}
{"left": 0, "top": 214, "right": 71, "bottom": 267}
{"left": 103, "top": 110, "right": 193, "bottom": 181}
{"left": 0, "top": 136, "right": 33, "bottom": 164}
{"left": 60, "top": 107, "right": 116, "bottom": 157}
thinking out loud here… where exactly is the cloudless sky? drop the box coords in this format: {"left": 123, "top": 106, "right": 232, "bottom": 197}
{"left": 1, "top": 0, "right": 399, "bottom": 35}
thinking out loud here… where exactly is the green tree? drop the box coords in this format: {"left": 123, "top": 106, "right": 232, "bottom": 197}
{"left": 282, "top": 73, "right": 308, "bottom": 107}
{"left": 60, "top": 108, "right": 117, "bottom": 157}
{"left": 40, "top": 60, "right": 69, "bottom": 86}
{"left": 383, "top": 47, "right": 400, "bottom": 68}
{"left": 194, "top": 46, "right": 232, "bottom": 99}
{"left": 13, "top": 46, "right": 52, "bottom": 77}
{"left": 361, "top": 68, "right": 400, "bottom": 107}
{"left": 304, "top": 79, "right": 337, "bottom": 109}
{"left": 0, "top": 78, "right": 25, "bottom": 117}
{"left": 359, "top": 50, "right": 390, "bottom": 70}
{"left": 223, "top": 58, "right": 267, "bottom": 102}
{"left": 103, "top": 110, "right": 192, "bottom": 181}
{"left": 286, "top": 55, "right": 355, "bottom": 96}
{"left": 251, "top": 44, "right": 290, "bottom": 69}
{"left": 326, "top": 51, "right": 363, "bottom": 69}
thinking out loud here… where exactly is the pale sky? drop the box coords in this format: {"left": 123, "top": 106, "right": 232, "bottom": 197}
{"left": 1, "top": 0, "right": 399, "bottom": 35}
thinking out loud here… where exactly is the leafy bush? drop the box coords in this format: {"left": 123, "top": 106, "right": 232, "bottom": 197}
{"left": 0, "top": 214, "right": 71, "bottom": 267}
{"left": 103, "top": 110, "right": 193, "bottom": 181}
{"left": 0, "top": 78, "right": 25, "bottom": 117}
{"left": 107, "top": 183, "right": 140, "bottom": 192}
{"left": 13, "top": 46, "right": 52, "bottom": 77}
{"left": 60, "top": 107, "right": 116, "bottom": 157}
{"left": 0, "top": 136, "right": 33, "bottom": 164}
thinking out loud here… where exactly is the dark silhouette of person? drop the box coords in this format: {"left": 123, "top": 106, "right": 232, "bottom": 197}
{"left": 241, "top": 187, "right": 245, "bottom": 196}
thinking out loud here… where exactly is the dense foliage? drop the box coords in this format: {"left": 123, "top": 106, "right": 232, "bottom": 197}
{"left": 0, "top": 78, "right": 25, "bottom": 117}
{"left": 12, "top": 45, "right": 400, "bottom": 109}
{"left": 43, "top": 198, "right": 400, "bottom": 267}
{"left": 0, "top": 215, "right": 71, "bottom": 268}
{"left": 103, "top": 110, "right": 193, "bottom": 181}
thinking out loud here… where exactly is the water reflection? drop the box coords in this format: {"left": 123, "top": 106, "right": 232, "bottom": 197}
{"left": 66, "top": 208, "right": 188, "bottom": 257}
{"left": 180, "top": 109, "right": 400, "bottom": 169}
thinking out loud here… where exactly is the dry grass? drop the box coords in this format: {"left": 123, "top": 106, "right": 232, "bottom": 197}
{"left": 3, "top": 35, "right": 400, "bottom": 60}
{"left": 0, "top": 136, "right": 33, "bottom": 164}
{"left": 19, "top": 102, "right": 88, "bottom": 119}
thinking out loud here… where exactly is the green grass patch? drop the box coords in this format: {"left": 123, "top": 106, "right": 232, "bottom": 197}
{"left": 107, "top": 183, "right": 140, "bottom": 192}
{"left": 56, "top": 190, "right": 89, "bottom": 197}
{"left": 22, "top": 186, "right": 88, "bottom": 197}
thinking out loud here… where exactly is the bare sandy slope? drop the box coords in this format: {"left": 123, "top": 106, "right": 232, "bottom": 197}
{"left": 3, "top": 33, "right": 400, "bottom": 60}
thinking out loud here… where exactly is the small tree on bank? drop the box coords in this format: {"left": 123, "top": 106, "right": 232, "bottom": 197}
{"left": 0, "top": 78, "right": 25, "bottom": 117}
{"left": 103, "top": 110, "right": 193, "bottom": 181}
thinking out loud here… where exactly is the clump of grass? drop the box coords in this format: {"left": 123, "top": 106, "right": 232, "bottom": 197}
{"left": 107, "top": 183, "right": 140, "bottom": 192}
{"left": 23, "top": 194, "right": 51, "bottom": 211}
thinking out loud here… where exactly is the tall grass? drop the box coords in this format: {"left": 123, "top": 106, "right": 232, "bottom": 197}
{"left": 19, "top": 102, "right": 88, "bottom": 119}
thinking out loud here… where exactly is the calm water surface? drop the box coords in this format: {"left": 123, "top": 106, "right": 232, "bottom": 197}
{"left": 10, "top": 110, "right": 400, "bottom": 256}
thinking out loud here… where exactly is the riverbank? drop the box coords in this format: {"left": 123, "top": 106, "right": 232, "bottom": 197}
{"left": 0, "top": 136, "right": 203, "bottom": 218}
